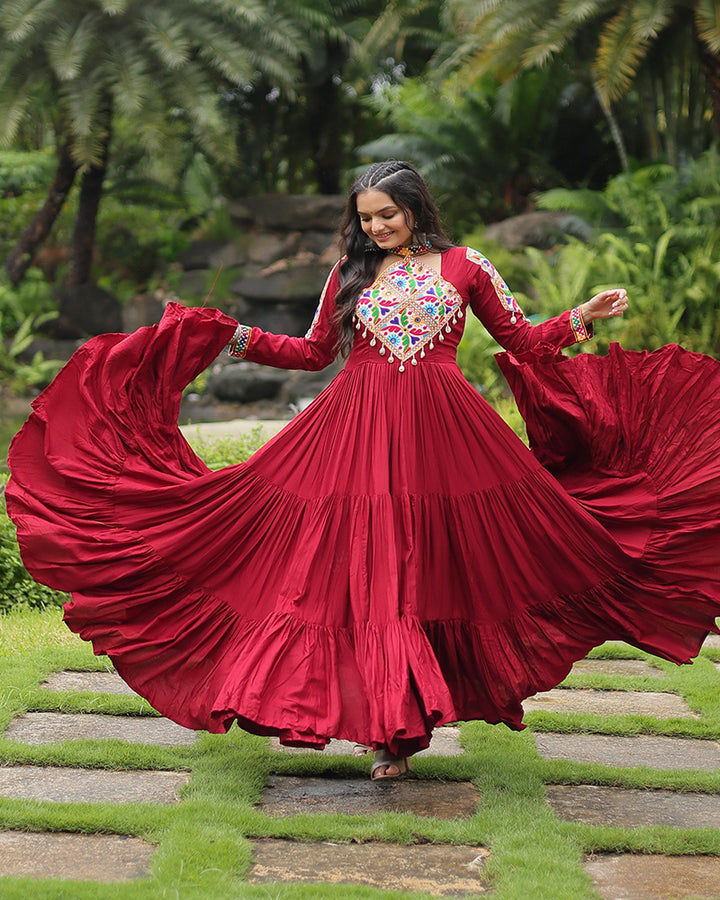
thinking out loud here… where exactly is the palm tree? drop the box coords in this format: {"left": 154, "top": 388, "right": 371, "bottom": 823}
{"left": 446, "top": 0, "right": 720, "bottom": 167}
{"left": 0, "top": 0, "right": 305, "bottom": 288}
{"left": 226, "top": 0, "right": 447, "bottom": 195}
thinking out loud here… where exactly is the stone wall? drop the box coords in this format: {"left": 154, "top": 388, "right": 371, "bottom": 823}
{"left": 175, "top": 193, "right": 347, "bottom": 417}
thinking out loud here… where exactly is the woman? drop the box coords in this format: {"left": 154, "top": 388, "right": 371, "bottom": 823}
{"left": 7, "top": 160, "right": 720, "bottom": 781}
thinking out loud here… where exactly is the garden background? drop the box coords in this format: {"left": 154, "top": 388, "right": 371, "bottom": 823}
{"left": 1, "top": 0, "right": 719, "bottom": 624}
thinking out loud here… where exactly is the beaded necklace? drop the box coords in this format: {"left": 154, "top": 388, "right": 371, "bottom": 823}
{"left": 392, "top": 242, "right": 433, "bottom": 256}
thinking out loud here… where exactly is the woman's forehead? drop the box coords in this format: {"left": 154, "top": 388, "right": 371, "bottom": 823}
{"left": 356, "top": 189, "right": 398, "bottom": 215}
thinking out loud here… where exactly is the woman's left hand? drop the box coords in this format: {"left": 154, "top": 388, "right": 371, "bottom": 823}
{"left": 580, "top": 288, "right": 629, "bottom": 324}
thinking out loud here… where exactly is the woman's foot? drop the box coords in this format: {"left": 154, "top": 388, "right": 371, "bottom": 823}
{"left": 370, "top": 748, "right": 411, "bottom": 781}
{"left": 352, "top": 743, "right": 372, "bottom": 756}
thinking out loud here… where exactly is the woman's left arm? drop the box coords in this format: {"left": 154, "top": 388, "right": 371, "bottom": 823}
{"left": 464, "top": 248, "right": 628, "bottom": 353}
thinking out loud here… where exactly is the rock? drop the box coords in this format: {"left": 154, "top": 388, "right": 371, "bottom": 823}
{"left": 122, "top": 294, "right": 165, "bottom": 332}
{"left": 177, "top": 269, "right": 213, "bottom": 301}
{"left": 231, "top": 264, "right": 328, "bottom": 304}
{"left": 297, "top": 230, "right": 339, "bottom": 256}
{"left": 177, "top": 239, "right": 227, "bottom": 270}
{"left": 277, "top": 363, "right": 343, "bottom": 404}
{"left": 207, "top": 363, "right": 286, "bottom": 403}
{"left": 482, "top": 211, "right": 592, "bottom": 250}
{"left": 238, "top": 194, "right": 345, "bottom": 231}
{"left": 243, "top": 302, "right": 314, "bottom": 337}
{"left": 226, "top": 198, "right": 254, "bottom": 223}
{"left": 56, "top": 283, "right": 123, "bottom": 336}
{"left": 247, "top": 232, "right": 302, "bottom": 266}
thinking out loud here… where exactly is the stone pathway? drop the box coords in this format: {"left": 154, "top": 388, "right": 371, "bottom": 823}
{"left": 1, "top": 646, "right": 720, "bottom": 896}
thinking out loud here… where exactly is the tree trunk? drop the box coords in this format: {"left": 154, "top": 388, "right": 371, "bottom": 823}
{"left": 593, "top": 78, "right": 629, "bottom": 172}
{"left": 66, "top": 102, "right": 113, "bottom": 289}
{"left": 4, "top": 137, "right": 77, "bottom": 286}
{"left": 306, "top": 41, "right": 347, "bottom": 194}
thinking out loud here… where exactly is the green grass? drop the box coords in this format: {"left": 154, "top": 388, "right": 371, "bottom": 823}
{"left": 1, "top": 609, "right": 720, "bottom": 899}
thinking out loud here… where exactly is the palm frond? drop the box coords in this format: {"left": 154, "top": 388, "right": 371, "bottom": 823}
{"left": 594, "top": 6, "right": 651, "bottom": 102}
{"left": 695, "top": 0, "right": 720, "bottom": 53}
{"left": 97, "top": 0, "right": 130, "bottom": 14}
{"left": 0, "top": 92, "right": 33, "bottom": 146}
{"left": 519, "top": 18, "right": 574, "bottom": 68}
{"left": 139, "top": 9, "right": 192, "bottom": 70}
{"left": 557, "top": 0, "right": 615, "bottom": 26}
{"left": 1, "top": 0, "right": 57, "bottom": 43}
{"left": 46, "top": 16, "right": 99, "bottom": 81}
{"left": 105, "top": 39, "right": 153, "bottom": 115}
{"left": 630, "top": 0, "right": 675, "bottom": 41}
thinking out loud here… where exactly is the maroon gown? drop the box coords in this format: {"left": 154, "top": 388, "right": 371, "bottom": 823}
{"left": 6, "top": 246, "right": 720, "bottom": 756}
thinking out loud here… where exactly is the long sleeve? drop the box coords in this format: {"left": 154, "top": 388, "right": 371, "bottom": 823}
{"left": 233, "top": 261, "right": 342, "bottom": 371}
{"left": 464, "top": 248, "right": 592, "bottom": 354}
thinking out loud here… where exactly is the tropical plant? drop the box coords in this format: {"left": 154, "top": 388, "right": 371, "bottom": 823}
{"left": 0, "top": 0, "right": 305, "bottom": 289}
{"left": 224, "top": 0, "right": 448, "bottom": 196}
{"left": 529, "top": 151, "right": 720, "bottom": 354}
{"left": 358, "top": 64, "right": 615, "bottom": 231}
{"left": 445, "top": 0, "right": 720, "bottom": 168}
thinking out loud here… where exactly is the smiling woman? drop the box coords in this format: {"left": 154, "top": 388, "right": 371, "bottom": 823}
{"left": 357, "top": 190, "right": 414, "bottom": 248}
{"left": 6, "top": 159, "right": 720, "bottom": 785}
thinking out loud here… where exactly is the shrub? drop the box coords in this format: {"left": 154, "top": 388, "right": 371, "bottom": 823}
{"left": 0, "top": 475, "right": 68, "bottom": 612}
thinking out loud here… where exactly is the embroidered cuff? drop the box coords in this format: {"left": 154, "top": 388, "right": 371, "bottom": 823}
{"left": 227, "top": 324, "right": 252, "bottom": 358}
{"left": 570, "top": 307, "right": 592, "bottom": 343}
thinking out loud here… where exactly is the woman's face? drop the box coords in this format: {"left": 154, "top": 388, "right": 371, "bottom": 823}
{"left": 356, "top": 189, "right": 414, "bottom": 251}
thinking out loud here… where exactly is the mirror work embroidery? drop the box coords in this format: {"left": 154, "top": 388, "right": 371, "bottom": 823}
{"left": 353, "top": 258, "right": 464, "bottom": 371}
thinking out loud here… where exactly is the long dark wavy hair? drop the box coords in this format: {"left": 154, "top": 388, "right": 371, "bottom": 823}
{"left": 333, "top": 160, "right": 454, "bottom": 357}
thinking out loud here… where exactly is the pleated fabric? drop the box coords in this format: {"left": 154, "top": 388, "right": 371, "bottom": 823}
{"left": 7, "top": 304, "right": 720, "bottom": 757}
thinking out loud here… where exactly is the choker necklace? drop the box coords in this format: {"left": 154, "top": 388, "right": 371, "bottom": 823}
{"left": 394, "top": 241, "right": 433, "bottom": 256}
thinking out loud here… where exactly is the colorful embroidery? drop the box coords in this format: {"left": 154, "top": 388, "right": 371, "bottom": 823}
{"left": 465, "top": 247, "right": 527, "bottom": 324}
{"left": 227, "top": 324, "right": 252, "bottom": 358}
{"left": 305, "top": 260, "right": 341, "bottom": 339}
{"left": 354, "top": 257, "right": 464, "bottom": 371}
{"left": 570, "top": 306, "right": 591, "bottom": 343}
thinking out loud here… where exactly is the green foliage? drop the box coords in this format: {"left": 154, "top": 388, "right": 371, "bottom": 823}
{"left": 359, "top": 61, "right": 619, "bottom": 232}
{"left": 445, "top": 0, "right": 718, "bottom": 164}
{"left": 0, "top": 150, "right": 56, "bottom": 195}
{"left": 0, "top": 271, "right": 64, "bottom": 392}
{"left": 533, "top": 151, "right": 720, "bottom": 354}
{"left": 0, "top": 475, "right": 67, "bottom": 612}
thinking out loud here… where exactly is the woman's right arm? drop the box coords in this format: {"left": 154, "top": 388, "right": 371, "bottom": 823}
{"left": 227, "top": 261, "right": 342, "bottom": 371}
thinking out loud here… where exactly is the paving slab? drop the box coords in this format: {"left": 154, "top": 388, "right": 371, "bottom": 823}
{"left": 703, "top": 632, "right": 720, "bottom": 649}
{"left": 523, "top": 689, "right": 694, "bottom": 718}
{"left": 0, "top": 831, "right": 155, "bottom": 882}
{"left": 570, "top": 659, "right": 664, "bottom": 678}
{"left": 586, "top": 853, "right": 720, "bottom": 900}
{"left": 262, "top": 775, "right": 479, "bottom": 819}
{"left": 534, "top": 733, "right": 720, "bottom": 771}
{"left": 180, "top": 419, "right": 289, "bottom": 440}
{"left": 41, "top": 670, "right": 138, "bottom": 696}
{"left": 4, "top": 712, "right": 197, "bottom": 747}
{"left": 270, "top": 725, "right": 463, "bottom": 757}
{"left": 249, "top": 839, "right": 490, "bottom": 896}
{"left": 546, "top": 784, "right": 720, "bottom": 828}
{"left": 0, "top": 765, "right": 189, "bottom": 804}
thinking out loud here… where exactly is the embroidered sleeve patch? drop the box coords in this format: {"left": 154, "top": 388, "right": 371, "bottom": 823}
{"left": 466, "top": 247, "right": 527, "bottom": 323}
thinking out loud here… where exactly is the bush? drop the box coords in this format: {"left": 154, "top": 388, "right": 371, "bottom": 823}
{"left": 0, "top": 475, "right": 68, "bottom": 612}
{"left": 0, "top": 150, "right": 56, "bottom": 196}
{"left": 533, "top": 151, "right": 720, "bottom": 355}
